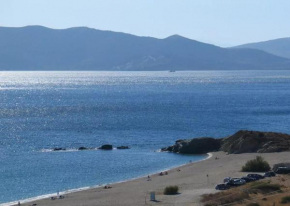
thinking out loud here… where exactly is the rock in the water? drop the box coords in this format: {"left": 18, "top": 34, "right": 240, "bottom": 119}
{"left": 53, "top": 148, "right": 65, "bottom": 151}
{"left": 98, "top": 144, "right": 113, "bottom": 150}
{"left": 162, "top": 137, "right": 222, "bottom": 154}
{"left": 116, "top": 146, "right": 130, "bottom": 149}
{"left": 221, "top": 130, "right": 290, "bottom": 154}
{"left": 78, "top": 147, "right": 88, "bottom": 150}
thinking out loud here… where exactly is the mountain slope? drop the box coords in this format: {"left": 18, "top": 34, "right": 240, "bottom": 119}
{"left": 234, "top": 37, "right": 290, "bottom": 59}
{"left": 0, "top": 26, "right": 289, "bottom": 71}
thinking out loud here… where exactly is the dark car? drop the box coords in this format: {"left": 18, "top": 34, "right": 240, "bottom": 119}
{"left": 247, "top": 174, "right": 264, "bottom": 180}
{"left": 263, "top": 171, "right": 276, "bottom": 177}
{"left": 241, "top": 176, "right": 256, "bottom": 182}
{"left": 226, "top": 178, "right": 246, "bottom": 186}
{"left": 223, "top": 177, "right": 231, "bottom": 183}
{"left": 275, "top": 167, "right": 290, "bottom": 174}
{"left": 215, "top": 184, "right": 230, "bottom": 190}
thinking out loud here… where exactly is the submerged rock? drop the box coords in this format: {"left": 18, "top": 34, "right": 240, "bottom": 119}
{"left": 98, "top": 144, "right": 113, "bottom": 150}
{"left": 117, "top": 146, "right": 130, "bottom": 149}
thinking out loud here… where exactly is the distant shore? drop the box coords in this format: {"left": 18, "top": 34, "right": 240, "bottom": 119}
{"left": 12, "top": 151, "right": 290, "bottom": 206}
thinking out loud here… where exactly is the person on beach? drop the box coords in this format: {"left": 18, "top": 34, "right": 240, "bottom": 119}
{"left": 147, "top": 175, "right": 151, "bottom": 181}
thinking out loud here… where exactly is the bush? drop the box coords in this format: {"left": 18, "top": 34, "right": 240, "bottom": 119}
{"left": 281, "top": 196, "right": 290, "bottom": 204}
{"left": 163, "top": 186, "right": 179, "bottom": 195}
{"left": 242, "top": 156, "right": 270, "bottom": 172}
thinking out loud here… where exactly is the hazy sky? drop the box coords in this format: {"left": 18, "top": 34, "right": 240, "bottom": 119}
{"left": 1, "top": 0, "right": 290, "bottom": 47}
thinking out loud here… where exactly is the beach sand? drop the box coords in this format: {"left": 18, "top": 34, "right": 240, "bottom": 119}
{"left": 17, "top": 151, "right": 290, "bottom": 206}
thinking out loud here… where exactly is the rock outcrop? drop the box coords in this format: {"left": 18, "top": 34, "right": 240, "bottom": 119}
{"left": 78, "top": 147, "right": 88, "bottom": 150}
{"left": 162, "top": 130, "right": 290, "bottom": 154}
{"left": 53, "top": 148, "right": 66, "bottom": 151}
{"left": 161, "top": 137, "right": 222, "bottom": 154}
{"left": 221, "top": 130, "right": 290, "bottom": 154}
{"left": 116, "top": 146, "right": 130, "bottom": 149}
{"left": 98, "top": 144, "right": 113, "bottom": 150}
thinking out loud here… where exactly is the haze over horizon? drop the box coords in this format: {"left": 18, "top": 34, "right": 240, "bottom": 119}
{"left": 1, "top": 0, "right": 290, "bottom": 47}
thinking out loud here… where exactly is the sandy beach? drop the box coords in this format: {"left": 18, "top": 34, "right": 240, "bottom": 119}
{"left": 16, "top": 151, "right": 290, "bottom": 206}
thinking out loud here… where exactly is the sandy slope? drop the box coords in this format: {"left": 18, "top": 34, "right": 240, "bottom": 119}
{"left": 17, "top": 152, "right": 290, "bottom": 206}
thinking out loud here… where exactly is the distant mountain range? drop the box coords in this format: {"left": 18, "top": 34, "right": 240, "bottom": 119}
{"left": 0, "top": 26, "right": 290, "bottom": 71}
{"left": 234, "top": 37, "right": 290, "bottom": 59}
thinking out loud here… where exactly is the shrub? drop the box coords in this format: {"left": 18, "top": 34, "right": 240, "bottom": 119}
{"left": 242, "top": 156, "right": 270, "bottom": 172}
{"left": 163, "top": 186, "right": 179, "bottom": 195}
{"left": 281, "top": 196, "right": 290, "bottom": 204}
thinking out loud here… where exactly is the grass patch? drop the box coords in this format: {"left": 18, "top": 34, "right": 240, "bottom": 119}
{"left": 247, "top": 203, "right": 260, "bottom": 206}
{"left": 249, "top": 182, "right": 281, "bottom": 194}
{"left": 163, "top": 186, "right": 179, "bottom": 195}
{"left": 201, "top": 191, "right": 249, "bottom": 206}
{"left": 242, "top": 156, "right": 270, "bottom": 172}
{"left": 281, "top": 196, "right": 290, "bottom": 204}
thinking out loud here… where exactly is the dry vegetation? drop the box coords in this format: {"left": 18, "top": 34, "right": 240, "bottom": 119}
{"left": 242, "top": 156, "right": 271, "bottom": 172}
{"left": 201, "top": 191, "right": 249, "bottom": 206}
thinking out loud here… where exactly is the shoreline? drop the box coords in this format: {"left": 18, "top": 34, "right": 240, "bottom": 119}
{"left": 14, "top": 151, "right": 290, "bottom": 206}
{"left": 2, "top": 153, "right": 212, "bottom": 206}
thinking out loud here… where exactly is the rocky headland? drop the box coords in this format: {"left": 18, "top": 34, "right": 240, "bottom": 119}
{"left": 161, "top": 130, "right": 290, "bottom": 154}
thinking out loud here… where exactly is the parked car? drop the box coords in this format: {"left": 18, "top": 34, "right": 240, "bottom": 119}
{"left": 215, "top": 184, "right": 230, "bottom": 190}
{"left": 223, "top": 177, "right": 231, "bottom": 183}
{"left": 263, "top": 171, "right": 276, "bottom": 177}
{"left": 241, "top": 176, "right": 256, "bottom": 182}
{"left": 227, "top": 178, "right": 246, "bottom": 186}
{"left": 247, "top": 174, "right": 264, "bottom": 180}
{"left": 275, "top": 167, "right": 290, "bottom": 174}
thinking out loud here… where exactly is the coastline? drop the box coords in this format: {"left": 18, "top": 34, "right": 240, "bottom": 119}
{"left": 14, "top": 151, "right": 290, "bottom": 206}
{"left": 3, "top": 153, "right": 211, "bottom": 206}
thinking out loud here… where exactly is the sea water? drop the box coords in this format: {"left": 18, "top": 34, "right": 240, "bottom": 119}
{"left": 0, "top": 70, "right": 290, "bottom": 204}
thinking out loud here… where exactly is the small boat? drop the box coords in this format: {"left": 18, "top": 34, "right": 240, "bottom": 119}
{"left": 169, "top": 70, "right": 176, "bottom": 72}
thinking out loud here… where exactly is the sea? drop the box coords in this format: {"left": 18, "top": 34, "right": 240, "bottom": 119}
{"left": 1, "top": 70, "right": 290, "bottom": 204}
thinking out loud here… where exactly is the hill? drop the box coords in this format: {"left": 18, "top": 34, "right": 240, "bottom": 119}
{"left": 0, "top": 26, "right": 290, "bottom": 71}
{"left": 161, "top": 130, "right": 290, "bottom": 154}
{"left": 234, "top": 37, "right": 290, "bottom": 59}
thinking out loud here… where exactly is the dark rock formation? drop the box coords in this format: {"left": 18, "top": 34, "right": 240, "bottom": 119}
{"left": 116, "top": 146, "right": 130, "bottom": 149}
{"left": 78, "top": 147, "right": 88, "bottom": 150}
{"left": 53, "top": 148, "right": 66, "bottom": 151}
{"left": 98, "top": 144, "right": 113, "bottom": 150}
{"left": 161, "top": 137, "right": 222, "bottom": 154}
{"left": 162, "top": 130, "right": 290, "bottom": 154}
{"left": 221, "top": 130, "right": 290, "bottom": 154}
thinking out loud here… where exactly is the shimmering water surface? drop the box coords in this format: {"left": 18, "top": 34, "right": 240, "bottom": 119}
{"left": 1, "top": 71, "right": 290, "bottom": 204}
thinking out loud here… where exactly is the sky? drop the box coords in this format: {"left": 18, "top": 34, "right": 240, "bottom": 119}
{"left": 0, "top": 0, "right": 290, "bottom": 47}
